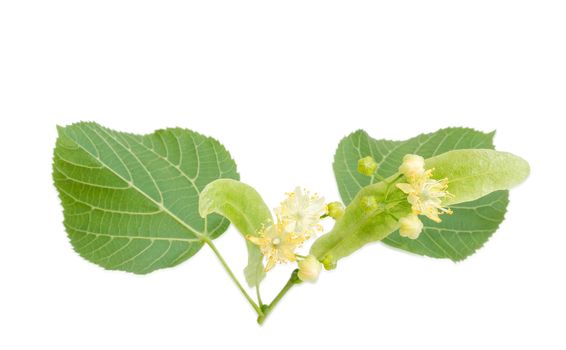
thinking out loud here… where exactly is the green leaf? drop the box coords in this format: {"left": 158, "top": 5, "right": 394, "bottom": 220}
{"left": 332, "top": 128, "right": 519, "bottom": 261}
{"left": 384, "top": 191, "right": 508, "bottom": 260}
{"left": 52, "top": 122, "right": 239, "bottom": 274}
{"left": 199, "top": 179, "right": 272, "bottom": 287}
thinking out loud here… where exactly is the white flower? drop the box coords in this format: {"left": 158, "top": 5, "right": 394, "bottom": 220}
{"left": 399, "top": 154, "right": 426, "bottom": 178}
{"left": 247, "top": 220, "right": 306, "bottom": 272}
{"left": 276, "top": 187, "right": 326, "bottom": 237}
{"left": 248, "top": 187, "right": 327, "bottom": 272}
{"left": 396, "top": 169, "right": 453, "bottom": 223}
{"left": 297, "top": 255, "right": 322, "bottom": 283}
{"left": 398, "top": 214, "right": 424, "bottom": 239}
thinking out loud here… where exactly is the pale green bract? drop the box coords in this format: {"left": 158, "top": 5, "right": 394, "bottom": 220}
{"left": 53, "top": 122, "right": 238, "bottom": 274}
{"left": 310, "top": 180, "right": 412, "bottom": 265}
{"left": 427, "top": 149, "right": 530, "bottom": 206}
{"left": 199, "top": 179, "right": 273, "bottom": 287}
{"left": 333, "top": 128, "right": 513, "bottom": 261}
{"left": 311, "top": 148, "right": 529, "bottom": 265}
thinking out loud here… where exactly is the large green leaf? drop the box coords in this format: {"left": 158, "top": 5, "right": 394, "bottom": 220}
{"left": 333, "top": 127, "right": 512, "bottom": 261}
{"left": 199, "top": 179, "right": 272, "bottom": 287}
{"left": 53, "top": 122, "right": 238, "bottom": 273}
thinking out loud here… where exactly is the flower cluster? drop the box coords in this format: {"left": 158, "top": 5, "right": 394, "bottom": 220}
{"left": 395, "top": 154, "right": 453, "bottom": 239}
{"left": 275, "top": 187, "right": 326, "bottom": 238}
{"left": 247, "top": 187, "right": 326, "bottom": 278}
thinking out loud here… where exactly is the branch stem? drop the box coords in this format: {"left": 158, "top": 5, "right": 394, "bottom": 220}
{"left": 205, "top": 239, "right": 263, "bottom": 316}
{"left": 256, "top": 285, "right": 263, "bottom": 306}
{"left": 257, "top": 269, "right": 301, "bottom": 325}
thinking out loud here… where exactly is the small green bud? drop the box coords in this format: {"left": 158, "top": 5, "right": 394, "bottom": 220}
{"left": 357, "top": 156, "right": 378, "bottom": 176}
{"left": 326, "top": 201, "right": 345, "bottom": 220}
{"left": 322, "top": 255, "right": 337, "bottom": 270}
{"left": 290, "top": 269, "right": 303, "bottom": 284}
{"left": 360, "top": 195, "right": 379, "bottom": 213}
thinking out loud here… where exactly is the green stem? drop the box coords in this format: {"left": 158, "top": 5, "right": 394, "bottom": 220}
{"left": 257, "top": 269, "right": 302, "bottom": 325}
{"left": 385, "top": 198, "right": 406, "bottom": 206}
{"left": 386, "top": 211, "right": 401, "bottom": 221}
{"left": 256, "top": 284, "right": 263, "bottom": 306}
{"left": 372, "top": 173, "right": 385, "bottom": 182}
{"left": 205, "top": 239, "right": 263, "bottom": 316}
{"left": 384, "top": 174, "right": 403, "bottom": 201}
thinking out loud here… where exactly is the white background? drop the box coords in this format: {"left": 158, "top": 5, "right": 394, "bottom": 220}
{"left": 1, "top": 1, "right": 564, "bottom": 349}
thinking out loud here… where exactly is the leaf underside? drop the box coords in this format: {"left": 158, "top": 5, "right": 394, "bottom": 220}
{"left": 53, "top": 122, "right": 239, "bottom": 274}
{"left": 333, "top": 127, "right": 508, "bottom": 261}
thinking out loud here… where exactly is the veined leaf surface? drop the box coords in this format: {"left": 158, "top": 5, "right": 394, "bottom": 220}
{"left": 53, "top": 122, "right": 238, "bottom": 273}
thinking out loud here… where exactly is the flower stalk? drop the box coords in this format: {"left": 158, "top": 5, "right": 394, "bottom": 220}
{"left": 257, "top": 269, "right": 302, "bottom": 325}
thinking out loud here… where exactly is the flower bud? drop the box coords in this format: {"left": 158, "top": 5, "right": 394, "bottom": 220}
{"left": 297, "top": 255, "right": 322, "bottom": 283}
{"left": 399, "top": 154, "right": 425, "bottom": 178}
{"left": 322, "top": 255, "right": 337, "bottom": 270}
{"left": 357, "top": 156, "right": 378, "bottom": 176}
{"left": 398, "top": 214, "right": 423, "bottom": 239}
{"left": 360, "top": 195, "right": 379, "bottom": 214}
{"left": 326, "top": 201, "right": 345, "bottom": 220}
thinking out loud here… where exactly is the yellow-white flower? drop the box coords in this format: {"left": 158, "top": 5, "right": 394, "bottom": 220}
{"left": 398, "top": 214, "right": 424, "bottom": 239}
{"left": 247, "top": 221, "right": 306, "bottom": 272}
{"left": 396, "top": 169, "right": 453, "bottom": 223}
{"left": 276, "top": 187, "right": 326, "bottom": 236}
{"left": 297, "top": 255, "right": 322, "bottom": 283}
{"left": 399, "top": 154, "right": 426, "bottom": 178}
{"left": 248, "top": 187, "right": 328, "bottom": 272}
